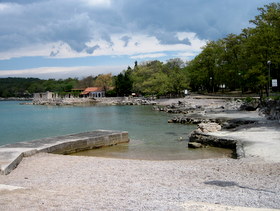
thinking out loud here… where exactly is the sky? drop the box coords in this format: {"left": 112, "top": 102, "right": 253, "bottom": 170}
{"left": 0, "top": 0, "right": 275, "bottom": 79}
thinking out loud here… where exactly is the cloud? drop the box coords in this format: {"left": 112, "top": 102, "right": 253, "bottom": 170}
{"left": 0, "top": 31, "right": 206, "bottom": 62}
{"left": 0, "top": 0, "right": 273, "bottom": 61}
{"left": 121, "top": 36, "right": 131, "bottom": 47}
{"left": 0, "top": 65, "right": 126, "bottom": 79}
{"left": 85, "top": 45, "right": 100, "bottom": 54}
{"left": 82, "top": 0, "right": 111, "bottom": 7}
{"left": 130, "top": 53, "right": 167, "bottom": 59}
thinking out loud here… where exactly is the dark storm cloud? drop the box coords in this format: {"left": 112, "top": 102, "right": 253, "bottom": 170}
{"left": 0, "top": 0, "right": 273, "bottom": 58}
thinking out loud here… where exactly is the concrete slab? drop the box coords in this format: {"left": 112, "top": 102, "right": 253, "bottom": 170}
{"left": 0, "top": 130, "right": 129, "bottom": 175}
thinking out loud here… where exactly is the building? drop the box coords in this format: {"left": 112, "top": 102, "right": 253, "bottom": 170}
{"left": 80, "top": 87, "right": 105, "bottom": 98}
{"left": 33, "top": 91, "right": 58, "bottom": 100}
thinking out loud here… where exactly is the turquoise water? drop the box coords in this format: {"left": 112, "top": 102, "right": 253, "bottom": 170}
{"left": 0, "top": 101, "right": 232, "bottom": 160}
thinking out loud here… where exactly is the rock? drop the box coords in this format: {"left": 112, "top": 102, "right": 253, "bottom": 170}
{"left": 188, "top": 142, "right": 202, "bottom": 148}
{"left": 259, "top": 99, "right": 280, "bottom": 120}
{"left": 239, "top": 99, "right": 259, "bottom": 111}
{"left": 189, "top": 131, "right": 244, "bottom": 158}
{"left": 190, "top": 131, "right": 229, "bottom": 148}
{"left": 222, "top": 119, "right": 256, "bottom": 129}
{"left": 196, "top": 122, "right": 221, "bottom": 133}
{"left": 240, "top": 104, "right": 256, "bottom": 111}
{"left": 153, "top": 106, "right": 160, "bottom": 111}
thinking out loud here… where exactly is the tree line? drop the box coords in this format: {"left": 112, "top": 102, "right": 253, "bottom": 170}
{"left": 0, "top": 3, "right": 279, "bottom": 98}
{"left": 116, "top": 3, "right": 280, "bottom": 98}
{"left": 0, "top": 75, "right": 114, "bottom": 98}
{"left": 187, "top": 3, "right": 280, "bottom": 97}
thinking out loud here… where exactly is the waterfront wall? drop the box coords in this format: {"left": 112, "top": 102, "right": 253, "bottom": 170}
{"left": 0, "top": 130, "right": 129, "bottom": 175}
{"left": 189, "top": 131, "right": 245, "bottom": 159}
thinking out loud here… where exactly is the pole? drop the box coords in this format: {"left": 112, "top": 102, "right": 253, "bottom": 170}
{"left": 267, "top": 61, "right": 271, "bottom": 97}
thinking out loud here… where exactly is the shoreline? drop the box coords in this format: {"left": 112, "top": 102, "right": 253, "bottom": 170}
{"left": 1, "top": 153, "right": 279, "bottom": 210}
{"left": 0, "top": 96, "right": 279, "bottom": 210}
{"left": 155, "top": 96, "right": 280, "bottom": 162}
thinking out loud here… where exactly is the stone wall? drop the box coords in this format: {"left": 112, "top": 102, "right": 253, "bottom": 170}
{"left": 189, "top": 131, "right": 244, "bottom": 159}
{"left": 0, "top": 130, "right": 129, "bottom": 175}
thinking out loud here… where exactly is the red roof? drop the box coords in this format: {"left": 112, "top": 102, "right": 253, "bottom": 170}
{"left": 81, "top": 87, "right": 104, "bottom": 95}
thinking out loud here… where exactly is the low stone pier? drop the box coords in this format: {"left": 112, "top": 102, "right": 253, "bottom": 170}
{"left": 189, "top": 131, "right": 245, "bottom": 159}
{"left": 0, "top": 130, "right": 129, "bottom": 175}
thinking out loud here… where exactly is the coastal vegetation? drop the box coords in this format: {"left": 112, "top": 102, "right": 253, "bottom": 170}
{"left": 187, "top": 2, "right": 280, "bottom": 97}
{"left": 0, "top": 3, "right": 279, "bottom": 99}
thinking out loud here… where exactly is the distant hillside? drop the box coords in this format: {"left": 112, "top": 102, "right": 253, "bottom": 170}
{"left": 0, "top": 77, "right": 78, "bottom": 98}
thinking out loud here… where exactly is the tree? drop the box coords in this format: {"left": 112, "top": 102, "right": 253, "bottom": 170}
{"left": 186, "top": 3, "right": 280, "bottom": 95}
{"left": 131, "top": 60, "right": 166, "bottom": 96}
{"left": 164, "top": 58, "right": 189, "bottom": 96}
{"left": 94, "top": 73, "right": 113, "bottom": 92}
{"left": 76, "top": 76, "right": 95, "bottom": 88}
{"left": 115, "top": 68, "right": 133, "bottom": 96}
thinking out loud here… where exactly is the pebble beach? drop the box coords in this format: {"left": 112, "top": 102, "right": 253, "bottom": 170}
{"left": 0, "top": 96, "right": 280, "bottom": 210}
{"left": 0, "top": 153, "right": 279, "bottom": 210}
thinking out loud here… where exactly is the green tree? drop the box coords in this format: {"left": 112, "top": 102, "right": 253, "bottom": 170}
{"left": 163, "top": 58, "right": 189, "bottom": 96}
{"left": 76, "top": 76, "right": 95, "bottom": 88}
{"left": 94, "top": 73, "right": 113, "bottom": 92}
{"left": 131, "top": 60, "right": 164, "bottom": 95}
{"left": 115, "top": 67, "right": 133, "bottom": 96}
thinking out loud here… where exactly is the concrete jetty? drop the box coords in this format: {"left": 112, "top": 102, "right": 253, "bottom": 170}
{"left": 0, "top": 130, "right": 129, "bottom": 175}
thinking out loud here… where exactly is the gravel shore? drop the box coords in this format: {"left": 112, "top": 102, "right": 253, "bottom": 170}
{"left": 0, "top": 96, "right": 279, "bottom": 210}
{"left": 0, "top": 153, "right": 279, "bottom": 210}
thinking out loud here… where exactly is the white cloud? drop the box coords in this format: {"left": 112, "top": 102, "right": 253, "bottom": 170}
{"left": 86, "top": 32, "right": 207, "bottom": 60}
{"left": 82, "top": 0, "right": 111, "bottom": 7}
{"left": 0, "top": 3, "right": 9, "bottom": 11}
{"left": 0, "top": 65, "right": 126, "bottom": 79}
{"left": 130, "top": 53, "right": 167, "bottom": 59}
{"left": 0, "top": 31, "right": 207, "bottom": 61}
{"left": 0, "top": 2, "right": 18, "bottom": 11}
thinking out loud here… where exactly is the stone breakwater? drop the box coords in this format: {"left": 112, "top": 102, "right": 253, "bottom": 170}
{"left": 94, "top": 97, "right": 157, "bottom": 106}
{"left": 168, "top": 115, "right": 257, "bottom": 129}
{"left": 153, "top": 98, "right": 244, "bottom": 114}
{"left": 32, "top": 97, "right": 96, "bottom": 106}
{"left": 0, "top": 130, "right": 129, "bottom": 175}
{"left": 188, "top": 123, "right": 245, "bottom": 159}
{"left": 32, "top": 97, "right": 157, "bottom": 106}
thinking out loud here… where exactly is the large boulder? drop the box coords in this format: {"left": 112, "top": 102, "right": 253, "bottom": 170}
{"left": 196, "top": 122, "right": 222, "bottom": 133}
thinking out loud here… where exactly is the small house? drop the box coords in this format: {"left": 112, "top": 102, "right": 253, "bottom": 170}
{"left": 80, "top": 87, "right": 105, "bottom": 98}
{"left": 33, "top": 91, "right": 58, "bottom": 100}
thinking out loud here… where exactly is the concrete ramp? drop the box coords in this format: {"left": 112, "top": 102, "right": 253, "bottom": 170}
{"left": 0, "top": 130, "right": 129, "bottom": 175}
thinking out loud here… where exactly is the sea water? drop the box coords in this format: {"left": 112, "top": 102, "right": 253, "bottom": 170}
{"left": 0, "top": 101, "right": 232, "bottom": 160}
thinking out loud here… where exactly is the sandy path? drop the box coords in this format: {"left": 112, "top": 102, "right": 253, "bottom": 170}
{"left": 0, "top": 153, "right": 279, "bottom": 210}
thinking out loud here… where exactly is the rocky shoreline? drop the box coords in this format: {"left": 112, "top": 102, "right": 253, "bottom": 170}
{"left": 0, "top": 97, "right": 32, "bottom": 101}
{"left": 0, "top": 95, "right": 280, "bottom": 210}
{"left": 27, "top": 95, "right": 280, "bottom": 159}
{"left": 153, "top": 96, "right": 280, "bottom": 161}
{"left": 30, "top": 96, "right": 158, "bottom": 106}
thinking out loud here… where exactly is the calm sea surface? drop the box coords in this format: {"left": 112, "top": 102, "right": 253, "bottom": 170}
{"left": 0, "top": 101, "right": 232, "bottom": 160}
